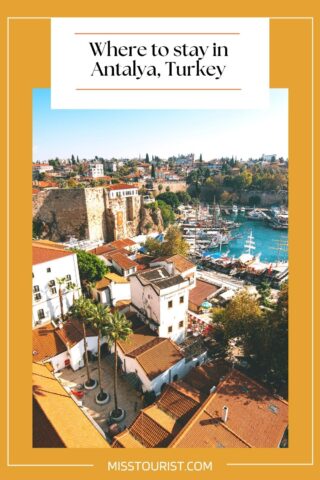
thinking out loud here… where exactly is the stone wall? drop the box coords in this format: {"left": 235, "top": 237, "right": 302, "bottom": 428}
{"left": 238, "top": 190, "right": 288, "bottom": 207}
{"left": 33, "top": 189, "right": 89, "bottom": 241}
{"left": 33, "top": 187, "right": 143, "bottom": 242}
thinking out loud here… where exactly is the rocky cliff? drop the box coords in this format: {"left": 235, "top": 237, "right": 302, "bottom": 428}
{"left": 139, "top": 206, "right": 164, "bottom": 234}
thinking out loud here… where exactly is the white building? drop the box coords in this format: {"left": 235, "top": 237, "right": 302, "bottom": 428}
{"left": 115, "top": 312, "right": 206, "bottom": 395}
{"left": 130, "top": 263, "right": 194, "bottom": 344}
{"left": 32, "top": 163, "right": 54, "bottom": 174}
{"left": 32, "top": 241, "right": 81, "bottom": 328}
{"left": 88, "top": 163, "right": 104, "bottom": 178}
{"left": 91, "top": 272, "right": 131, "bottom": 308}
{"left": 106, "top": 184, "right": 138, "bottom": 199}
{"left": 32, "top": 318, "right": 102, "bottom": 372}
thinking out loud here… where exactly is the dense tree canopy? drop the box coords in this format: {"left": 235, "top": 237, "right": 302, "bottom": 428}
{"left": 72, "top": 249, "right": 108, "bottom": 283}
{"left": 145, "top": 225, "right": 189, "bottom": 257}
{"left": 211, "top": 285, "right": 288, "bottom": 387}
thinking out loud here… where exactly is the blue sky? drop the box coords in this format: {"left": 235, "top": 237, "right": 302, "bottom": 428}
{"left": 33, "top": 89, "right": 288, "bottom": 162}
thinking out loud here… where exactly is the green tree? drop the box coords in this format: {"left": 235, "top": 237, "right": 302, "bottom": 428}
{"left": 70, "top": 297, "right": 97, "bottom": 388}
{"left": 104, "top": 310, "right": 133, "bottom": 417}
{"left": 144, "top": 237, "right": 163, "bottom": 257}
{"left": 158, "top": 183, "right": 163, "bottom": 192}
{"left": 176, "top": 190, "right": 191, "bottom": 205}
{"left": 161, "top": 226, "right": 190, "bottom": 257}
{"left": 257, "top": 280, "right": 272, "bottom": 307}
{"left": 90, "top": 303, "right": 112, "bottom": 403}
{"left": 157, "top": 200, "right": 175, "bottom": 228}
{"left": 72, "top": 249, "right": 107, "bottom": 284}
{"left": 145, "top": 153, "right": 150, "bottom": 164}
{"left": 156, "top": 191, "right": 180, "bottom": 209}
{"left": 199, "top": 153, "right": 203, "bottom": 163}
{"left": 151, "top": 164, "right": 156, "bottom": 178}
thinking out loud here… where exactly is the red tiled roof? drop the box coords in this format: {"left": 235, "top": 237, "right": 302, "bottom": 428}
{"left": 157, "top": 383, "right": 200, "bottom": 419}
{"left": 167, "top": 254, "right": 195, "bottom": 273}
{"left": 110, "top": 252, "right": 138, "bottom": 270}
{"left": 136, "top": 339, "right": 184, "bottom": 380}
{"left": 32, "top": 325, "right": 66, "bottom": 362}
{"left": 188, "top": 280, "right": 219, "bottom": 309}
{"left": 37, "top": 181, "right": 58, "bottom": 188}
{"left": 32, "top": 188, "right": 40, "bottom": 195}
{"left": 32, "top": 243, "right": 73, "bottom": 265}
{"left": 106, "top": 183, "right": 138, "bottom": 191}
{"left": 170, "top": 369, "right": 288, "bottom": 448}
{"left": 130, "top": 411, "right": 173, "bottom": 448}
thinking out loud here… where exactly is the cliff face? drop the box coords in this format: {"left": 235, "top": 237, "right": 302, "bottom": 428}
{"left": 139, "top": 206, "right": 164, "bottom": 234}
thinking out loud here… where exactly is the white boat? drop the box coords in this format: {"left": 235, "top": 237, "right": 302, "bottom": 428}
{"left": 240, "top": 207, "right": 245, "bottom": 213}
{"left": 247, "top": 208, "right": 265, "bottom": 220}
{"left": 232, "top": 204, "right": 238, "bottom": 214}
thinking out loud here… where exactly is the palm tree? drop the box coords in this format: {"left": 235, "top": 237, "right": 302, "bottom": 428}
{"left": 70, "top": 297, "right": 97, "bottom": 389}
{"left": 56, "top": 276, "right": 67, "bottom": 320}
{"left": 104, "top": 309, "right": 132, "bottom": 418}
{"left": 90, "top": 303, "right": 112, "bottom": 403}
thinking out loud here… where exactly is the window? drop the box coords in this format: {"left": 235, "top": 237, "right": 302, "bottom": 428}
{"left": 50, "top": 287, "right": 57, "bottom": 295}
{"left": 37, "top": 309, "right": 45, "bottom": 320}
{"left": 179, "top": 320, "right": 184, "bottom": 328}
{"left": 34, "top": 293, "right": 42, "bottom": 301}
{"left": 168, "top": 300, "right": 173, "bottom": 309}
{"left": 66, "top": 281, "right": 72, "bottom": 289}
{"left": 33, "top": 285, "right": 40, "bottom": 293}
{"left": 173, "top": 374, "right": 178, "bottom": 381}
{"left": 48, "top": 279, "right": 55, "bottom": 287}
{"left": 47, "top": 267, "right": 51, "bottom": 273}
{"left": 179, "top": 296, "right": 184, "bottom": 304}
{"left": 168, "top": 326, "right": 172, "bottom": 333}
{"left": 97, "top": 292, "right": 101, "bottom": 303}
{"left": 66, "top": 274, "right": 71, "bottom": 280}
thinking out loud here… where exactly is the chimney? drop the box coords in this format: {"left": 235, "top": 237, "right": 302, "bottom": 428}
{"left": 222, "top": 406, "right": 229, "bottom": 423}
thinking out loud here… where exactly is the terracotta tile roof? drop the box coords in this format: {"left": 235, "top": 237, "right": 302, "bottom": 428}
{"left": 88, "top": 244, "right": 116, "bottom": 255}
{"left": 106, "top": 183, "right": 138, "bottom": 191}
{"left": 157, "top": 383, "right": 200, "bottom": 419}
{"left": 32, "top": 325, "right": 66, "bottom": 362}
{"left": 32, "top": 242, "right": 73, "bottom": 265}
{"left": 105, "top": 272, "right": 129, "bottom": 284}
{"left": 32, "top": 188, "right": 40, "bottom": 195}
{"left": 171, "top": 410, "right": 250, "bottom": 448}
{"left": 136, "top": 339, "right": 184, "bottom": 380}
{"left": 130, "top": 411, "right": 173, "bottom": 447}
{"left": 110, "top": 238, "right": 136, "bottom": 249}
{"left": 167, "top": 254, "right": 195, "bottom": 273}
{"left": 33, "top": 363, "right": 109, "bottom": 448}
{"left": 55, "top": 319, "right": 83, "bottom": 348}
{"left": 170, "top": 369, "right": 288, "bottom": 448}
{"left": 37, "top": 181, "right": 58, "bottom": 188}
{"left": 204, "top": 370, "right": 288, "bottom": 447}
{"left": 183, "top": 361, "right": 230, "bottom": 395}
{"left": 110, "top": 252, "right": 138, "bottom": 270}
{"left": 144, "top": 404, "right": 176, "bottom": 433}
{"left": 33, "top": 318, "right": 97, "bottom": 363}
{"left": 95, "top": 277, "right": 111, "bottom": 290}
{"left": 112, "top": 430, "right": 144, "bottom": 448}
{"left": 188, "top": 279, "right": 219, "bottom": 309}
{"left": 117, "top": 325, "right": 157, "bottom": 356}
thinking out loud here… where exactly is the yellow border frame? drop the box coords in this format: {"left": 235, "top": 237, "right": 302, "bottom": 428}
{"left": 1, "top": 4, "right": 319, "bottom": 480}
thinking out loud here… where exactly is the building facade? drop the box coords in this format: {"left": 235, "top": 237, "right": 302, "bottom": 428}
{"left": 32, "top": 242, "right": 81, "bottom": 328}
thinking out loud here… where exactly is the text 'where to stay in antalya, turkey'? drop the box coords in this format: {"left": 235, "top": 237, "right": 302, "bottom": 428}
{"left": 89, "top": 41, "right": 229, "bottom": 80}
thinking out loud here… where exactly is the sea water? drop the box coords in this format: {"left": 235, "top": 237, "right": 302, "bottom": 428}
{"left": 204, "top": 217, "right": 288, "bottom": 263}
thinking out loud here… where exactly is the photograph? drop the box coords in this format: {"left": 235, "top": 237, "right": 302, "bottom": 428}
{"left": 32, "top": 88, "right": 288, "bottom": 449}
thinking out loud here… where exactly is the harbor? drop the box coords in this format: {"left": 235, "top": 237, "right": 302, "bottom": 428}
{"left": 178, "top": 204, "right": 288, "bottom": 288}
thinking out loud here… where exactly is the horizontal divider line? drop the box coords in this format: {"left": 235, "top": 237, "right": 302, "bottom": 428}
{"left": 75, "top": 88, "right": 242, "bottom": 91}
